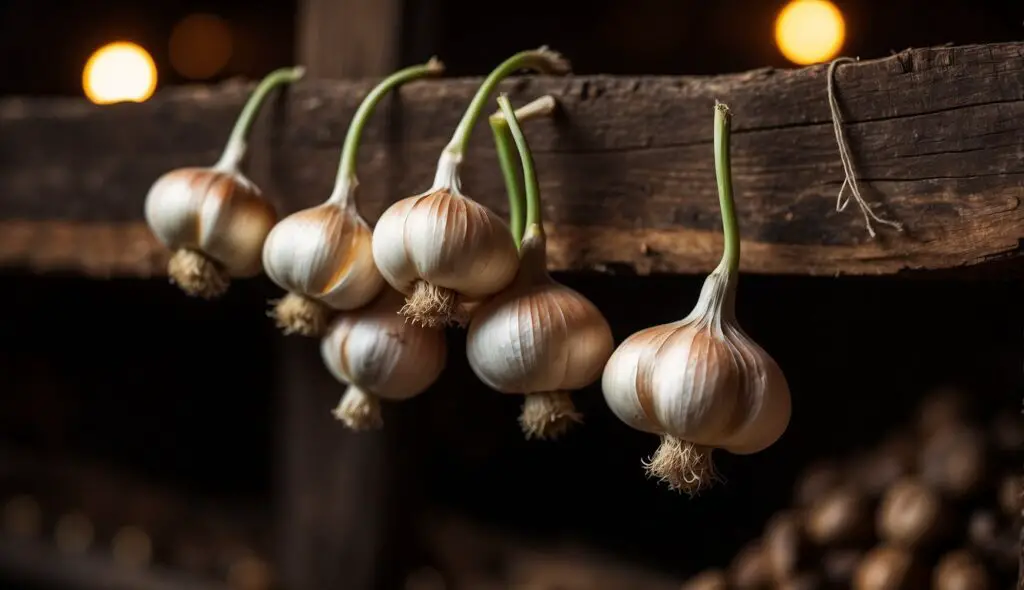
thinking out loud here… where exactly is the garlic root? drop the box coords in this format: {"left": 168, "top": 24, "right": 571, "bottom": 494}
{"left": 167, "top": 249, "right": 229, "bottom": 299}
{"left": 332, "top": 387, "right": 383, "bottom": 431}
{"left": 271, "top": 293, "right": 332, "bottom": 337}
{"left": 401, "top": 281, "right": 468, "bottom": 328}
{"left": 644, "top": 436, "right": 719, "bottom": 495}
{"left": 519, "top": 391, "right": 582, "bottom": 440}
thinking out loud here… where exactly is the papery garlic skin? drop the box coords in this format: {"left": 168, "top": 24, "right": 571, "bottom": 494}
{"left": 718, "top": 324, "right": 791, "bottom": 455}
{"left": 371, "top": 48, "right": 570, "bottom": 328}
{"left": 371, "top": 154, "right": 520, "bottom": 319}
{"left": 143, "top": 65, "right": 303, "bottom": 299}
{"left": 261, "top": 59, "right": 442, "bottom": 335}
{"left": 262, "top": 198, "right": 384, "bottom": 310}
{"left": 466, "top": 230, "right": 614, "bottom": 434}
{"left": 145, "top": 168, "right": 277, "bottom": 287}
{"left": 601, "top": 271, "right": 742, "bottom": 445}
{"left": 320, "top": 288, "right": 447, "bottom": 430}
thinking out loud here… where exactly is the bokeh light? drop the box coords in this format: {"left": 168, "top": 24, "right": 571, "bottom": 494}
{"left": 775, "top": 0, "right": 846, "bottom": 66}
{"left": 169, "top": 13, "right": 233, "bottom": 80}
{"left": 82, "top": 42, "right": 158, "bottom": 104}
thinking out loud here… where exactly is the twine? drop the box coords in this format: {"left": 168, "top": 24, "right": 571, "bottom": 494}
{"left": 827, "top": 57, "right": 904, "bottom": 238}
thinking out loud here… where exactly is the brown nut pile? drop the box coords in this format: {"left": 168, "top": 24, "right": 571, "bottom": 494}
{"left": 680, "top": 388, "right": 1020, "bottom": 590}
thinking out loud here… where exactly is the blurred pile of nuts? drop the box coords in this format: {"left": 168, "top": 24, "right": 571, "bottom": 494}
{"left": 681, "top": 389, "right": 1021, "bottom": 590}
{"left": 0, "top": 450, "right": 275, "bottom": 590}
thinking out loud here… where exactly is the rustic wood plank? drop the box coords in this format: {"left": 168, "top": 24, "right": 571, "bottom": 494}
{"left": 1, "top": 42, "right": 1022, "bottom": 276}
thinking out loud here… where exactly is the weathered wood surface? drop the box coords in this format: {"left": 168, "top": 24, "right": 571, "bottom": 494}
{"left": 1, "top": 42, "right": 1022, "bottom": 277}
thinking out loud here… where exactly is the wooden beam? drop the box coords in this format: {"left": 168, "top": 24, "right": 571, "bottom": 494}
{"left": 1, "top": 42, "right": 1022, "bottom": 277}
{"left": 297, "top": 0, "right": 404, "bottom": 78}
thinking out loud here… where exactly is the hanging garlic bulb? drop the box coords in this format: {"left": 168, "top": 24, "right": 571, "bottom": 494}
{"left": 371, "top": 47, "right": 571, "bottom": 328}
{"left": 467, "top": 95, "right": 613, "bottom": 440}
{"left": 320, "top": 287, "right": 447, "bottom": 430}
{"left": 601, "top": 103, "right": 791, "bottom": 494}
{"left": 262, "top": 59, "right": 444, "bottom": 336}
{"left": 144, "top": 67, "right": 304, "bottom": 298}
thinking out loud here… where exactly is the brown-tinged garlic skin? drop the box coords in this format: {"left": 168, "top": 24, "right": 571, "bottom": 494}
{"left": 144, "top": 167, "right": 277, "bottom": 295}
{"left": 320, "top": 288, "right": 446, "bottom": 403}
{"left": 466, "top": 226, "right": 613, "bottom": 439}
{"left": 371, "top": 154, "right": 520, "bottom": 326}
{"left": 466, "top": 230, "right": 613, "bottom": 397}
{"left": 262, "top": 199, "right": 384, "bottom": 310}
{"left": 718, "top": 322, "right": 792, "bottom": 454}
{"left": 320, "top": 287, "right": 446, "bottom": 432}
{"left": 601, "top": 268, "right": 791, "bottom": 448}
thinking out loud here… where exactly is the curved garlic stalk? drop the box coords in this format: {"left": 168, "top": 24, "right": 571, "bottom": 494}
{"left": 371, "top": 47, "right": 571, "bottom": 328}
{"left": 466, "top": 95, "right": 614, "bottom": 440}
{"left": 601, "top": 103, "right": 791, "bottom": 494}
{"left": 144, "top": 66, "right": 304, "bottom": 298}
{"left": 320, "top": 287, "right": 447, "bottom": 431}
{"left": 488, "top": 95, "right": 559, "bottom": 247}
{"left": 262, "top": 59, "right": 444, "bottom": 336}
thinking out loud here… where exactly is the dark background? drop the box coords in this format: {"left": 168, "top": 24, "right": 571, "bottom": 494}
{"left": 0, "top": 0, "right": 1021, "bottom": 587}
{"left": 1, "top": 0, "right": 1022, "bottom": 96}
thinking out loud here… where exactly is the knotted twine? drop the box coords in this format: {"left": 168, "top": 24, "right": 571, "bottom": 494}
{"left": 827, "top": 57, "right": 904, "bottom": 238}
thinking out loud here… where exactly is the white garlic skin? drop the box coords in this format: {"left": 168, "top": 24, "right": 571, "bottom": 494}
{"left": 466, "top": 232, "right": 614, "bottom": 395}
{"left": 144, "top": 167, "right": 277, "bottom": 276}
{"left": 601, "top": 266, "right": 790, "bottom": 451}
{"left": 601, "top": 318, "right": 742, "bottom": 444}
{"left": 718, "top": 324, "right": 791, "bottom": 454}
{"left": 320, "top": 288, "right": 446, "bottom": 401}
{"left": 261, "top": 198, "right": 384, "bottom": 310}
{"left": 371, "top": 155, "right": 519, "bottom": 299}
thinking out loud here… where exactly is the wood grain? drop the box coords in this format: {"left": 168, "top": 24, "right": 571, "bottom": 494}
{"left": 1, "top": 42, "right": 1021, "bottom": 276}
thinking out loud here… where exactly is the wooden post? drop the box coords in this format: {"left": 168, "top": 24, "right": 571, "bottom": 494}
{"left": 277, "top": 3, "right": 419, "bottom": 589}
{"left": 275, "top": 338, "right": 392, "bottom": 590}
{"left": 296, "top": 0, "right": 405, "bottom": 79}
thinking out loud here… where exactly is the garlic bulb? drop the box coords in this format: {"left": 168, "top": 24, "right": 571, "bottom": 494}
{"left": 601, "top": 103, "right": 791, "bottom": 493}
{"left": 144, "top": 66, "right": 304, "bottom": 298}
{"left": 320, "top": 287, "right": 447, "bottom": 431}
{"left": 467, "top": 95, "right": 613, "bottom": 439}
{"left": 371, "top": 47, "right": 571, "bottom": 328}
{"left": 262, "top": 59, "right": 444, "bottom": 336}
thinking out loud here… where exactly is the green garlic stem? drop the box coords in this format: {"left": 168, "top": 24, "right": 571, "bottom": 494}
{"left": 443, "top": 48, "right": 568, "bottom": 159}
{"left": 216, "top": 66, "right": 305, "bottom": 171}
{"left": 489, "top": 118, "right": 525, "bottom": 248}
{"left": 497, "top": 94, "right": 543, "bottom": 234}
{"left": 487, "top": 96, "right": 558, "bottom": 248}
{"left": 332, "top": 58, "right": 444, "bottom": 204}
{"left": 714, "top": 102, "right": 740, "bottom": 275}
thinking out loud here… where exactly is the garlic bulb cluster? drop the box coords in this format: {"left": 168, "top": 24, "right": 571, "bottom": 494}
{"left": 144, "top": 66, "right": 305, "bottom": 299}
{"left": 320, "top": 288, "right": 447, "bottom": 430}
{"left": 262, "top": 59, "right": 444, "bottom": 336}
{"left": 371, "top": 47, "right": 571, "bottom": 328}
{"left": 602, "top": 103, "right": 791, "bottom": 493}
{"left": 467, "top": 95, "right": 613, "bottom": 439}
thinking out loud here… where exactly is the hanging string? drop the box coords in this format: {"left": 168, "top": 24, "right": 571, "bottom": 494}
{"left": 827, "top": 57, "right": 904, "bottom": 238}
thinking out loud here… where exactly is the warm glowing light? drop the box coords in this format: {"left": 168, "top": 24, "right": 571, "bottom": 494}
{"left": 169, "top": 13, "right": 233, "bottom": 80}
{"left": 82, "top": 42, "right": 158, "bottom": 104}
{"left": 775, "top": 0, "right": 846, "bottom": 66}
